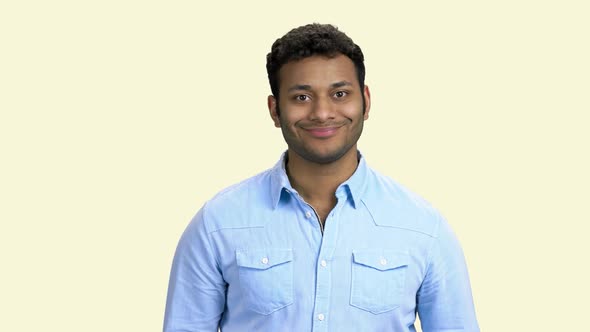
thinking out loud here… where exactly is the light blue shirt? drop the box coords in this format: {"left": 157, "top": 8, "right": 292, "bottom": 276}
{"left": 164, "top": 153, "right": 479, "bottom": 331}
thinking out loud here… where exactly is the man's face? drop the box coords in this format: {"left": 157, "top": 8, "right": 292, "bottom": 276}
{"left": 268, "top": 54, "right": 371, "bottom": 165}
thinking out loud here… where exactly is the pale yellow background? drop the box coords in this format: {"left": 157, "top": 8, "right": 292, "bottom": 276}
{"left": 1, "top": 1, "right": 589, "bottom": 331}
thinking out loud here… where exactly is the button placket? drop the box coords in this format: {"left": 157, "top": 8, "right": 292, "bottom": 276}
{"left": 312, "top": 209, "right": 344, "bottom": 331}
{"left": 312, "top": 197, "right": 347, "bottom": 331}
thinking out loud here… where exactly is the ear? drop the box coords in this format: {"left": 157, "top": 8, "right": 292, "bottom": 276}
{"left": 363, "top": 85, "right": 371, "bottom": 120}
{"left": 268, "top": 95, "right": 281, "bottom": 127}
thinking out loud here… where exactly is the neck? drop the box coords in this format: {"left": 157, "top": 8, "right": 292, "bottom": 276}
{"left": 285, "top": 147, "right": 359, "bottom": 204}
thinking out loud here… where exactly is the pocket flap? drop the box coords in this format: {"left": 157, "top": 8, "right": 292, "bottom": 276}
{"left": 352, "top": 250, "right": 409, "bottom": 271}
{"left": 236, "top": 248, "right": 293, "bottom": 270}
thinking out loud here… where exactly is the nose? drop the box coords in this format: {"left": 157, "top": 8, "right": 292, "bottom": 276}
{"left": 310, "top": 95, "right": 335, "bottom": 122}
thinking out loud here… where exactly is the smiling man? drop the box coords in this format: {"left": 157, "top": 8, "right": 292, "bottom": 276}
{"left": 164, "top": 23, "right": 479, "bottom": 332}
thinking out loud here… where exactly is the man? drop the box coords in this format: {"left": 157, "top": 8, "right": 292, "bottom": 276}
{"left": 164, "top": 23, "right": 479, "bottom": 331}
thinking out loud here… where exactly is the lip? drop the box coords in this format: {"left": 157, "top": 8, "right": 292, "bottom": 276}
{"left": 303, "top": 126, "right": 340, "bottom": 138}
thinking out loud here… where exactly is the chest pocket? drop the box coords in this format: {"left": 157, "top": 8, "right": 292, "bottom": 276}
{"left": 235, "top": 248, "right": 294, "bottom": 315}
{"left": 350, "top": 250, "right": 409, "bottom": 314}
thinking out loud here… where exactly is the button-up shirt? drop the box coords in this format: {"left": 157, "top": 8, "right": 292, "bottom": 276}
{"left": 164, "top": 153, "right": 479, "bottom": 331}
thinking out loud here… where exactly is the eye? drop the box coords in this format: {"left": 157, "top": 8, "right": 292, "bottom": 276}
{"left": 295, "top": 95, "right": 310, "bottom": 102}
{"left": 334, "top": 91, "right": 348, "bottom": 98}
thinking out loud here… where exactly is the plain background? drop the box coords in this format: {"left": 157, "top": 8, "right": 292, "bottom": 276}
{"left": 1, "top": 1, "right": 589, "bottom": 331}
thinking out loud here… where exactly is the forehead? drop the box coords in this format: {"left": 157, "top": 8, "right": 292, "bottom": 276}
{"left": 278, "top": 54, "right": 358, "bottom": 91}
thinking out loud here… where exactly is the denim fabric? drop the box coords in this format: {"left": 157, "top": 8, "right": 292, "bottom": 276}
{"left": 164, "top": 153, "right": 479, "bottom": 332}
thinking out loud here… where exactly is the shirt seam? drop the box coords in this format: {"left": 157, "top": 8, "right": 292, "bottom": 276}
{"left": 378, "top": 225, "right": 437, "bottom": 238}
{"left": 360, "top": 199, "right": 438, "bottom": 238}
{"left": 201, "top": 202, "right": 223, "bottom": 271}
{"left": 420, "top": 213, "right": 443, "bottom": 286}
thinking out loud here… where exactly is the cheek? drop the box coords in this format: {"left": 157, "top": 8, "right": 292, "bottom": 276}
{"left": 342, "top": 105, "right": 364, "bottom": 120}
{"left": 278, "top": 110, "right": 301, "bottom": 128}
{"left": 278, "top": 116, "right": 297, "bottom": 133}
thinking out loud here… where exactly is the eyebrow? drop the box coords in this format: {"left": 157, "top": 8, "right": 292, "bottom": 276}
{"left": 286, "top": 81, "right": 354, "bottom": 93}
{"left": 331, "top": 81, "right": 353, "bottom": 89}
{"left": 287, "top": 84, "right": 312, "bottom": 92}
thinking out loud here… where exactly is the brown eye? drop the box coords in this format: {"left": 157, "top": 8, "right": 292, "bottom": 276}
{"left": 296, "top": 95, "right": 309, "bottom": 101}
{"left": 334, "top": 91, "right": 347, "bottom": 98}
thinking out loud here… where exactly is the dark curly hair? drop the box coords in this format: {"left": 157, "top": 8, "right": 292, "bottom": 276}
{"left": 266, "top": 23, "right": 365, "bottom": 103}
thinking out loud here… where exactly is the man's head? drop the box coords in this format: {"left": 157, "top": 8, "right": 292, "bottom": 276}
{"left": 266, "top": 23, "right": 366, "bottom": 109}
{"left": 266, "top": 24, "right": 371, "bottom": 165}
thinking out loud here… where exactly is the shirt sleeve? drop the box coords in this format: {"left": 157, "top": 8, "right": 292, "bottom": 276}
{"left": 417, "top": 215, "right": 480, "bottom": 332}
{"left": 163, "top": 205, "right": 226, "bottom": 332}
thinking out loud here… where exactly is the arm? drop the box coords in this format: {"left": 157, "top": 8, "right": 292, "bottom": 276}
{"left": 417, "top": 216, "right": 479, "bottom": 332}
{"left": 163, "top": 206, "right": 226, "bottom": 332}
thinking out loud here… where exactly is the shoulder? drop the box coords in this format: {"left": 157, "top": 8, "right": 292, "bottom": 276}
{"left": 361, "top": 167, "right": 444, "bottom": 238}
{"left": 199, "top": 168, "right": 275, "bottom": 233}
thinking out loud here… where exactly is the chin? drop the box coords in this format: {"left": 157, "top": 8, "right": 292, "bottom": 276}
{"left": 297, "top": 147, "right": 354, "bottom": 165}
{"left": 305, "top": 155, "right": 341, "bottom": 165}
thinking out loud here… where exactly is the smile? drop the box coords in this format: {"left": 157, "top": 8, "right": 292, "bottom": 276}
{"left": 303, "top": 126, "right": 341, "bottom": 138}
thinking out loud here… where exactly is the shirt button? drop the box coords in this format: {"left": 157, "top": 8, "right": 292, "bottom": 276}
{"left": 261, "top": 257, "right": 269, "bottom": 264}
{"left": 320, "top": 260, "right": 327, "bottom": 267}
{"left": 317, "top": 313, "right": 325, "bottom": 321}
{"left": 305, "top": 211, "right": 312, "bottom": 218}
{"left": 380, "top": 258, "right": 387, "bottom": 266}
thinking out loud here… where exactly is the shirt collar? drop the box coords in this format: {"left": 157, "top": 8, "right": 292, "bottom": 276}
{"left": 270, "top": 151, "right": 369, "bottom": 210}
{"left": 269, "top": 151, "right": 292, "bottom": 209}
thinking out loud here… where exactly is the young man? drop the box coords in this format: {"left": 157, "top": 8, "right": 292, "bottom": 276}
{"left": 164, "top": 23, "right": 479, "bottom": 332}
